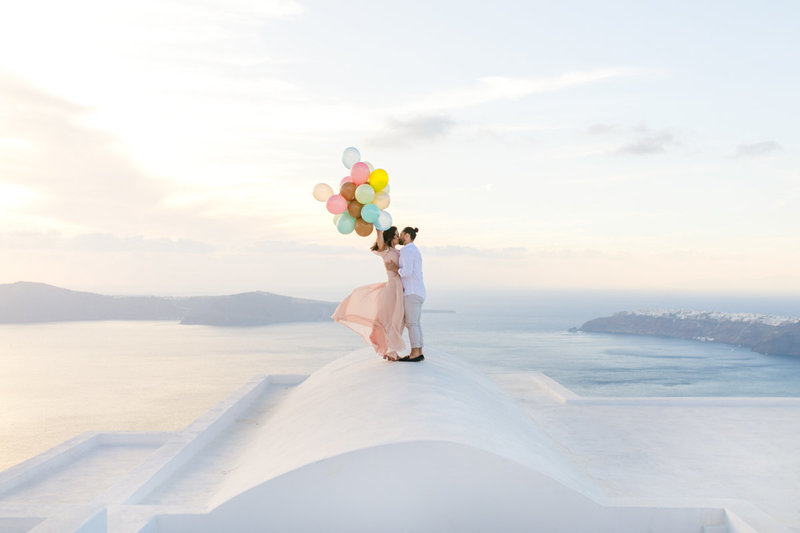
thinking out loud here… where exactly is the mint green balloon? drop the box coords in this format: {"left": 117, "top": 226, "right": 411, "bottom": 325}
{"left": 337, "top": 212, "right": 356, "bottom": 234}
{"left": 354, "top": 184, "right": 375, "bottom": 204}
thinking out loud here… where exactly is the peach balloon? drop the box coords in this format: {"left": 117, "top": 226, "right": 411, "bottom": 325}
{"left": 373, "top": 191, "right": 390, "bottom": 210}
{"left": 313, "top": 183, "right": 334, "bottom": 202}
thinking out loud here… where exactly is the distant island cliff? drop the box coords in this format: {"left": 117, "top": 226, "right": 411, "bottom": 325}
{"left": 0, "top": 282, "right": 337, "bottom": 326}
{"left": 580, "top": 310, "right": 800, "bottom": 356}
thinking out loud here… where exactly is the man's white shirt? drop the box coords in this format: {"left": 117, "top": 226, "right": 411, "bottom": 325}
{"left": 398, "top": 242, "right": 426, "bottom": 299}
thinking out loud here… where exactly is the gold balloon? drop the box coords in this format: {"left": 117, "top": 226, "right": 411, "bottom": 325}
{"left": 340, "top": 181, "right": 356, "bottom": 201}
{"left": 347, "top": 200, "right": 363, "bottom": 219}
{"left": 355, "top": 218, "right": 374, "bottom": 237}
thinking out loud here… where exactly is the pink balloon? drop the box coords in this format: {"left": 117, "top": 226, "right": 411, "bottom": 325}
{"left": 340, "top": 176, "right": 352, "bottom": 186}
{"left": 350, "top": 162, "right": 370, "bottom": 185}
{"left": 326, "top": 194, "right": 347, "bottom": 214}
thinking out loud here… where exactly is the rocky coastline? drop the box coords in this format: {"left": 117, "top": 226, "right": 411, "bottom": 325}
{"left": 580, "top": 310, "right": 800, "bottom": 356}
{"left": 0, "top": 281, "right": 336, "bottom": 326}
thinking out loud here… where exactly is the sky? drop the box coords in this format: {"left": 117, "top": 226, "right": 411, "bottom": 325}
{"left": 1, "top": 0, "right": 799, "bottom": 299}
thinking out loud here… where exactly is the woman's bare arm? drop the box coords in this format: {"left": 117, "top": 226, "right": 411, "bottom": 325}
{"left": 375, "top": 227, "right": 385, "bottom": 251}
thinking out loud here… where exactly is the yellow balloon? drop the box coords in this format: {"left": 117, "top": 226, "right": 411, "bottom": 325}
{"left": 373, "top": 191, "right": 390, "bottom": 210}
{"left": 368, "top": 169, "right": 389, "bottom": 192}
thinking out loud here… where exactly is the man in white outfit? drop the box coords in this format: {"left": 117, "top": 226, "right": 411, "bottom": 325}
{"left": 397, "top": 226, "right": 425, "bottom": 362}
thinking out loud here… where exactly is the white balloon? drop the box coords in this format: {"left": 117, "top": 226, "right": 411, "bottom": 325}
{"left": 342, "top": 147, "right": 361, "bottom": 169}
{"left": 375, "top": 210, "right": 392, "bottom": 231}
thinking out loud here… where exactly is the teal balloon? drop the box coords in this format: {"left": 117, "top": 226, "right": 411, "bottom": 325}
{"left": 355, "top": 184, "right": 375, "bottom": 204}
{"left": 337, "top": 212, "right": 356, "bottom": 234}
{"left": 374, "top": 210, "right": 392, "bottom": 231}
{"left": 342, "top": 147, "right": 361, "bottom": 169}
{"left": 361, "top": 203, "right": 379, "bottom": 223}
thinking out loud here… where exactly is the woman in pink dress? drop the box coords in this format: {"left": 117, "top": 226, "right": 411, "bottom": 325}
{"left": 332, "top": 226, "right": 405, "bottom": 361}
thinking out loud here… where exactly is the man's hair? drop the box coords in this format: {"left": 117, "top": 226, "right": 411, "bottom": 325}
{"left": 403, "top": 227, "right": 419, "bottom": 241}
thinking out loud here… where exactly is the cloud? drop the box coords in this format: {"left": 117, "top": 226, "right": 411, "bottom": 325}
{"left": 114, "top": 0, "right": 308, "bottom": 67}
{"left": 370, "top": 114, "right": 457, "bottom": 146}
{"left": 69, "top": 233, "right": 216, "bottom": 253}
{"left": 426, "top": 245, "right": 528, "bottom": 257}
{"left": 0, "top": 231, "right": 215, "bottom": 253}
{"left": 250, "top": 241, "right": 531, "bottom": 260}
{"left": 0, "top": 73, "right": 168, "bottom": 231}
{"left": 0, "top": 74, "right": 294, "bottom": 246}
{"left": 587, "top": 123, "right": 617, "bottom": 135}
{"left": 0, "top": 73, "right": 85, "bottom": 115}
{"left": 616, "top": 128, "right": 677, "bottom": 155}
{"left": 0, "top": 72, "right": 321, "bottom": 254}
{"left": 249, "top": 241, "right": 531, "bottom": 260}
{"left": 587, "top": 122, "right": 679, "bottom": 156}
{"left": 398, "top": 68, "right": 647, "bottom": 115}
{"left": 251, "top": 239, "right": 352, "bottom": 256}
{"left": 187, "top": 0, "right": 308, "bottom": 20}
{"left": 733, "top": 141, "right": 782, "bottom": 158}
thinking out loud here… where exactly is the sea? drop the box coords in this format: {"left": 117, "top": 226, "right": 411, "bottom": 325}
{"left": 2, "top": 289, "right": 800, "bottom": 471}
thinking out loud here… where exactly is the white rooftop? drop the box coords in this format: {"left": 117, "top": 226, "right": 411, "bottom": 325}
{"left": 1, "top": 347, "right": 798, "bottom": 532}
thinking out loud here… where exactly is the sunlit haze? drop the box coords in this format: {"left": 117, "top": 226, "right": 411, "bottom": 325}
{"left": 1, "top": 1, "right": 798, "bottom": 299}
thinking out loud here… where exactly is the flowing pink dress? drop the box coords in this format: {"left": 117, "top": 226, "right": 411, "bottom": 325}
{"left": 332, "top": 247, "right": 406, "bottom": 357}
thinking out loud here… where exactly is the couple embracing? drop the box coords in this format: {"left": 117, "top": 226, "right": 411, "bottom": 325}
{"left": 332, "top": 226, "right": 426, "bottom": 362}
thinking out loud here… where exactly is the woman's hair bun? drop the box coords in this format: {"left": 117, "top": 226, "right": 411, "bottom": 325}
{"left": 413, "top": 227, "right": 419, "bottom": 232}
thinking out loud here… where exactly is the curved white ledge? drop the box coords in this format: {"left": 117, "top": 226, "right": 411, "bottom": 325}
{"left": 211, "top": 347, "right": 585, "bottom": 507}
{"left": 3, "top": 346, "right": 790, "bottom": 532}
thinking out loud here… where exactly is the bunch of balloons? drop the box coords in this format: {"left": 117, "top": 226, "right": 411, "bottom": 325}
{"left": 312, "top": 147, "right": 393, "bottom": 237}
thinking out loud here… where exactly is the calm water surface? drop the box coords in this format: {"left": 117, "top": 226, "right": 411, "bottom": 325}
{"left": 2, "top": 290, "right": 800, "bottom": 470}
